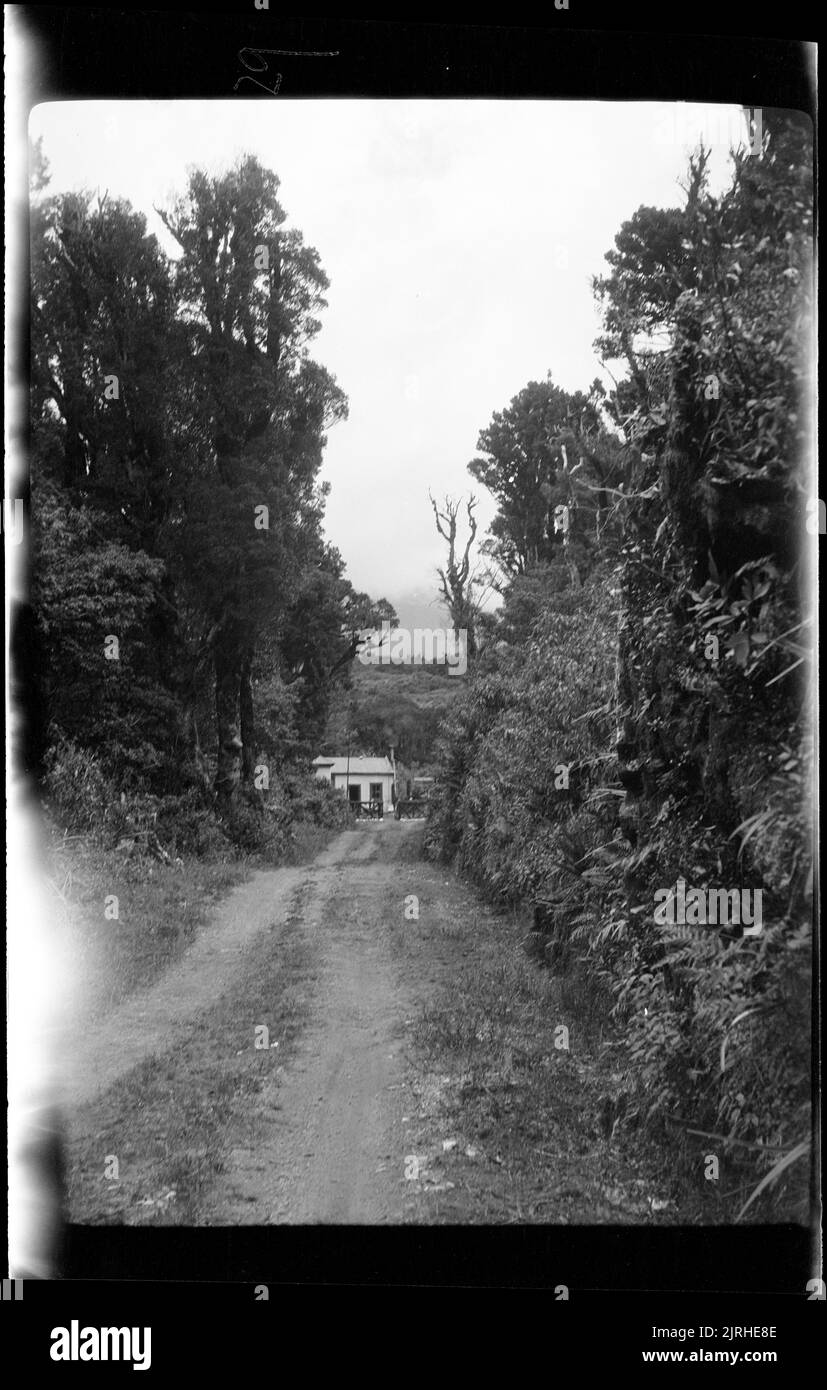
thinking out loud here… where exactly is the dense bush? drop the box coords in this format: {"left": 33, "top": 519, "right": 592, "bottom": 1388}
{"left": 42, "top": 737, "right": 118, "bottom": 837}
{"left": 154, "top": 791, "right": 232, "bottom": 858}
{"left": 33, "top": 490, "right": 183, "bottom": 792}
{"left": 425, "top": 566, "right": 616, "bottom": 905}
{"left": 281, "top": 770, "right": 350, "bottom": 829}
{"left": 426, "top": 115, "right": 813, "bottom": 1218}
{"left": 28, "top": 149, "right": 393, "bottom": 824}
{"left": 43, "top": 736, "right": 347, "bottom": 860}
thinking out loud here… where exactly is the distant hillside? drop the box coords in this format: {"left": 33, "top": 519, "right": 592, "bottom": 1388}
{"left": 386, "top": 589, "right": 501, "bottom": 630}
{"left": 385, "top": 590, "right": 451, "bottom": 631}
{"left": 322, "top": 658, "right": 465, "bottom": 773}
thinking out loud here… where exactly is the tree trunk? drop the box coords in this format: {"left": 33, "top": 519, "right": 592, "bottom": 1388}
{"left": 214, "top": 630, "right": 243, "bottom": 807}
{"left": 452, "top": 612, "right": 477, "bottom": 658}
{"left": 240, "top": 648, "right": 256, "bottom": 783}
{"left": 565, "top": 553, "right": 582, "bottom": 589}
{"left": 183, "top": 694, "right": 212, "bottom": 795}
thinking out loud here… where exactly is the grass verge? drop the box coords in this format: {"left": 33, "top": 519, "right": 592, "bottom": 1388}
{"left": 65, "top": 901, "right": 319, "bottom": 1226}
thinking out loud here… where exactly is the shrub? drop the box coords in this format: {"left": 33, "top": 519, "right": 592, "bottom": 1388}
{"left": 43, "top": 737, "right": 117, "bottom": 837}
{"left": 154, "top": 791, "right": 230, "bottom": 858}
{"left": 282, "top": 768, "right": 349, "bottom": 829}
{"left": 426, "top": 565, "right": 616, "bottom": 904}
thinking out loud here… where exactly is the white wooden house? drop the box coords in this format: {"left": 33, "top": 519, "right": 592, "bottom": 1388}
{"left": 312, "top": 756, "right": 396, "bottom": 814}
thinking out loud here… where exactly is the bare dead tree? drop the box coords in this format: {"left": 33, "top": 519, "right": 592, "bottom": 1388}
{"left": 429, "top": 492, "right": 479, "bottom": 656}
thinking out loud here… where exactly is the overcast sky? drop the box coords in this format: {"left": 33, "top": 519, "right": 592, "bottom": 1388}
{"left": 29, "top": 100, "right": 745, "bottom": 606}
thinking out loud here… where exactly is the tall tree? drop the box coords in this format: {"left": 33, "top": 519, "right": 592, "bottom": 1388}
{"left": 591, "top": 151, "right": 716, "bottom": 437}
{"left": 468, "top": 376, "right": 602, "bottom": 579}
{"left": 30, "top": 170, "right": 190, "bottom": 788}
{"left": 157, "top": 156, "right": 347, "bottom": 805}
{"left": 276, "top": 542, "right": 397, "bottom": 751}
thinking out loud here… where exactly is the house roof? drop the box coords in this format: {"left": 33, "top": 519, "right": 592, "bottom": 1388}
{"left": 313, "top": 756, "right": 394, "bottom": 775}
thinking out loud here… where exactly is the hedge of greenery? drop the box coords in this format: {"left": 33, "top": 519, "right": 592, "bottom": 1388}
{"left": 426, "top": 112, "right": 813, "bottom": 1220}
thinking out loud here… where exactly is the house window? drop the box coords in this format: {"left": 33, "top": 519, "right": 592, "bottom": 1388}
{"left": 369, "top": 782, "right": 382, "bottom": 803}
{"left": 348, "top": 784, "right": 362, "bottom": 803}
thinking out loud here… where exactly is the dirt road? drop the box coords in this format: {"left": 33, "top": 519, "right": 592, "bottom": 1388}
{"left": 212, "top": 823, "right": 414, "bottom": 1224}
{"left": 65, "top": 819, "right": 675, "bottom": 1229}
{"left": 65, "top": 822, "right": 424, "bottom": 1224}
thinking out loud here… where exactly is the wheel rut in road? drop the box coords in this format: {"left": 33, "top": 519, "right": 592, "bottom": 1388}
{"left": 213, "top": 824, "right": 416, "bottom": 1224}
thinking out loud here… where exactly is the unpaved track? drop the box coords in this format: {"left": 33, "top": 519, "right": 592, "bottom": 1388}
{"left": 63, "top": 821, "right": 421, "bottom": 1222}
{"left": 215, "top": 817, "right": 414, "bottom": 1223}
{"left": 63, "top": 820, "right": 697, "bottom": 1234}
{"left": 217, "top": 844, "right": 409, "bottom": 1223}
